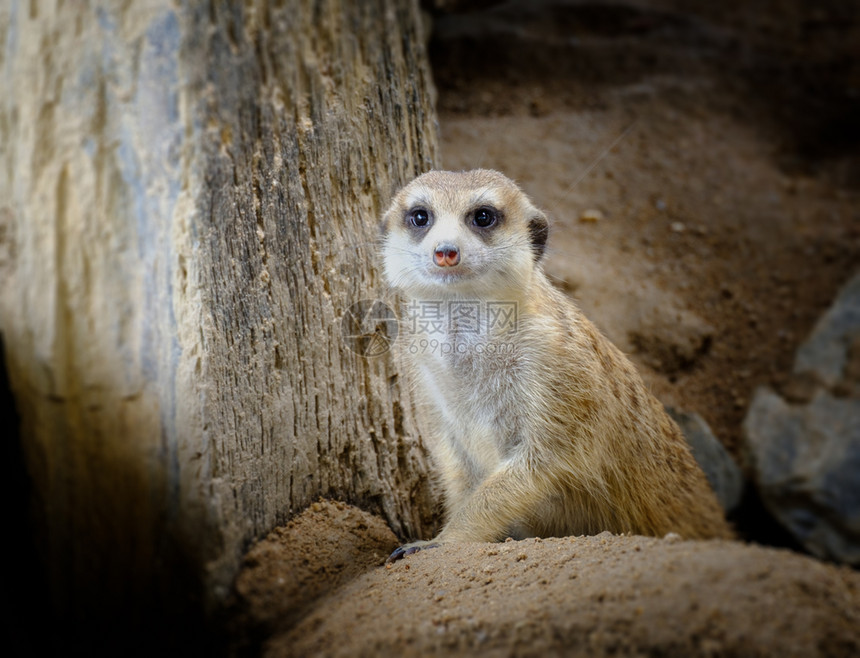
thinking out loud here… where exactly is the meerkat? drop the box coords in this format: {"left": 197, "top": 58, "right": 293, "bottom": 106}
{"left": 381, "top": 169, "right": 733, "bottom": 560}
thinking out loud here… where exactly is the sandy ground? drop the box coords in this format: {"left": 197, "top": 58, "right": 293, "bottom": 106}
{"left": 235, "top": 500, "right": 860, "bottom": 657}
{"left": 230, "top": 2, "right": 860, "bottom": 655}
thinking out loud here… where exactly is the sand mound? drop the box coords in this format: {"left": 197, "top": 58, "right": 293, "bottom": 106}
{"left": 232, "top": 501, "right": 859, "bottom": 657}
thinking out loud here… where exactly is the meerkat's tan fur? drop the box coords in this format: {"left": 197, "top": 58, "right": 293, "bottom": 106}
{"left": 382, "top": 169, "right": 733, "bottom": 554}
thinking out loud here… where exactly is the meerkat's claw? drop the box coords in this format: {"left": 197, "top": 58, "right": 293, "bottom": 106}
{"left": 386, "top": 546, "right": 408, "bottom": 563}
{"left": 386, "top": 542, "right": 440, "bottom": 563}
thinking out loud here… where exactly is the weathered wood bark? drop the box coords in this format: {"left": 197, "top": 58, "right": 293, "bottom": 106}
{"left": 0, "top": 0, "right": 438, "bottom": 638}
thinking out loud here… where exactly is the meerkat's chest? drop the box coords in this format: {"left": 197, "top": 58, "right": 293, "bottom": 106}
{"left": 409, "top": 321, "right": 532, "bottom": 466}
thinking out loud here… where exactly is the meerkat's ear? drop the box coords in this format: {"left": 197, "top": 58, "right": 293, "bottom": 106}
{"left": 528, "top": 212, "right": 549, "bottom": 261}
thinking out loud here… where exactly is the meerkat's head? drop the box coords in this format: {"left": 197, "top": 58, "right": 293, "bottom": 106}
{"left": 380, "top": 169, "right": 549, "bottom": 298}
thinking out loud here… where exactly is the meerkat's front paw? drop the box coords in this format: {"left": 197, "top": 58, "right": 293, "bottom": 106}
{"left": 386, "top": 540, "right": 440, "bottom": 563}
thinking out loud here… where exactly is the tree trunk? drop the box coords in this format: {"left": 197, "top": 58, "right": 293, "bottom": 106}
{"left": 0, "top": 0, "right": 438, "bottom": 641}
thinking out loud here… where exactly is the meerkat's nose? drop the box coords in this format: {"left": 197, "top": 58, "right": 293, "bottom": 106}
{"left": 434, "top": 244, "right": 460, "bottom": 267}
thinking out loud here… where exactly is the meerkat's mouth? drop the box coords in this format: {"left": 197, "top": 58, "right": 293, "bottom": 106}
{"left": 408, "top": 267, "right": 487, "bottom": 296}
{"left": 423, "top": 263, "right": 481, "bottom": 284}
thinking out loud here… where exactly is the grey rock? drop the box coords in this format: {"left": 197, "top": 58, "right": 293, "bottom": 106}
{"left": 743, "top": 272, "right": 860, "bottom": 565}
{"left": 795, "top": 272, "right": 860, "bottom": 394}
{"left": 744, "top": 388, "right": 860, "bottom": 565}
{"left": 667, "top": 407, "right": 743, "bottom": 513}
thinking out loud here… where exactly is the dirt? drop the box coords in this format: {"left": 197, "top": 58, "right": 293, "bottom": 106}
{"left": 229, "top": 500, "right": 398, "bottom": 652}
{"left": 230, "top": 2, "right": 860, "bottom": 655}
{"left": 235, "top": 500, "right": 860, "bottom": 657}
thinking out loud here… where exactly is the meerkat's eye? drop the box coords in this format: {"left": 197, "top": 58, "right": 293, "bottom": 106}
{"left": 408, "top": 208, "right": 431, "bottom": 228}
{"left": 473, "top": 207, "right": 498, "bottom": 228}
